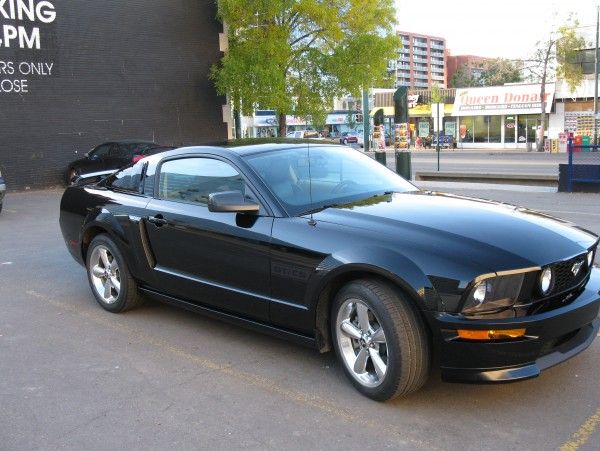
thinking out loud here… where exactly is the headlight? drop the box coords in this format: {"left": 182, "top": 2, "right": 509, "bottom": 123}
{"left": 539, "top": 267, "right": 553, "bottom": 295}
{"left": 462, "top": 273, "right": 525, "bottom": 315}
{"left": 588, "top": 250, "right": 595, "bottom": 268}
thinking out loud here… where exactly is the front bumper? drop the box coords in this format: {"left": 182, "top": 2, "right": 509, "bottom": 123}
{"left": 0, "top": 178, "right": 6, "bottom": 203}
{"left": 427, "top": 268, "right": 600, "bottom": 383}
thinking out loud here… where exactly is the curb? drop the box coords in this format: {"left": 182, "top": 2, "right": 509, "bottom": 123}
{"left": 414, "top": 171, "right": 558, "bottom": 187}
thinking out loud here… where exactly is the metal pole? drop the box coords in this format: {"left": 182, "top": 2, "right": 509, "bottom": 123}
{"left": 567, "top": 136, "right": 573, "bottom": 192}
{"left": 436, "top": 102, "right": 440, "bottom": 171}
{"left": 362, "top": 87, "right": 370, "bottom": 152}
{"left": 593, "top": 4, "right": 599, "bottom": 145}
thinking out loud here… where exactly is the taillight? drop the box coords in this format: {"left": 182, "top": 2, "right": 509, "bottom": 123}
{"left": 132, "top": 155, "right": 143, "bottom": 163}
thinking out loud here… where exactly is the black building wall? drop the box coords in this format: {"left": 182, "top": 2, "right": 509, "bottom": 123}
{"left": 0, "top": 0, "right": 228, "bottom": 189}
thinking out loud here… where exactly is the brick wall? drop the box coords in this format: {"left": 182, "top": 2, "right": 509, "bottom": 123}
{"left": 0, "top": 0, "right": 228, "bottom": 189}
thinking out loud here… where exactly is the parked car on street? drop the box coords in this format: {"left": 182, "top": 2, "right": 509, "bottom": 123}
{"left": 60, "top": 143, "right": 599, "bottom": 401}
{"left": 65, "top": 141, "right": 173, "bottom": 184}
{"left": 339, "top": 131, "right": 358, "bottom": 145}
{"left": 0, "top": 166, "right": 5, "bottom": 213}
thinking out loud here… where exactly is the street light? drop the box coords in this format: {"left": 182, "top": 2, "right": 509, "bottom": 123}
{"left": 593, "top": 4, "right": 599, "bottom": 145}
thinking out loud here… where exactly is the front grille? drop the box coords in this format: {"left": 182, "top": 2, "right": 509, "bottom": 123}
{"left": 550, "top": 255, "right": 589, "bottom": 295}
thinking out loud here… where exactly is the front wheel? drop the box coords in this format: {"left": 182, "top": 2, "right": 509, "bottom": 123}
{"left": 86, "top": 234, "right": 142, "bottom": 313}
{"left": 331, "top": 279, "right": 430, "bottom": 401}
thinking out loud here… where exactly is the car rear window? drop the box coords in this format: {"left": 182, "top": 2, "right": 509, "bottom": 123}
{"left": 106, "top": 161, "right": 146, "bottom": 193}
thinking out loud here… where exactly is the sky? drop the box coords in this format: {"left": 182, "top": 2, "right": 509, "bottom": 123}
{"left": 394, "top": 0, "right": 598, "bottom": 59}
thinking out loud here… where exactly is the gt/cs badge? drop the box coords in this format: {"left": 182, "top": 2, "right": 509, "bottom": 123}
{"left": 571, "top": 260, "right": 583, "bottom": 277}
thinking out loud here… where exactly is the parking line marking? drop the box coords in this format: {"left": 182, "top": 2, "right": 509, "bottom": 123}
{"left": 560, "top": 408, "right": 600, "bottom": 451}
{"left": 25, "top": 290, "right": 436, "bottom": 450}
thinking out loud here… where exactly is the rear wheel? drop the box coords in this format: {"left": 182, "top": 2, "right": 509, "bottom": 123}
{"left": 331, "top": 279, "right": 430, "bottom": 401}
{"left": 86, "top": 234, "right": 142, "bottom": 313}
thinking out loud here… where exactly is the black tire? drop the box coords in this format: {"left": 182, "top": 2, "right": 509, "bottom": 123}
{"left": 86, "top": 234, "right": 143, "bottom": 313}
{"left": 331, "top": 278, "right": 430, "bottom": 401}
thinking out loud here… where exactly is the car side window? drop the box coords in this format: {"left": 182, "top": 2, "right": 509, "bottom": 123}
{"left": 158, "top": 158, "right": 247, "bottom": 206}
{"left": 91, "top": 144, "right": 111, "bottom": 159}
{"left": 109, "top": 144, "right": 131, "bottom": 158}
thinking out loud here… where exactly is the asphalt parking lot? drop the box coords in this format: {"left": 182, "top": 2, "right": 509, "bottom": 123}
{"left": 1, "top": 187, "right": 599, "bottom": 450}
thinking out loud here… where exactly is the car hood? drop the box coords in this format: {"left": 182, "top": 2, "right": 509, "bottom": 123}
{"left": 312, "top": 191, "right": 598, "bottom": 272}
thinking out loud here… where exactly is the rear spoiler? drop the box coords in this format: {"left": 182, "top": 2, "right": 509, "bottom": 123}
{"left": 71, "top": 170, "right": 116, "bottom": 186}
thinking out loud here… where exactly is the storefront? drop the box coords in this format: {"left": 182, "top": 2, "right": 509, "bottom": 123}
{"left": 327, "top": 111, "right": 358, "bottom": 137}
{"left": 249, "top": 110, "right": 279, "bottom": 137}
{"left": 452, "top": 83, "right": 555, "bottom": 148}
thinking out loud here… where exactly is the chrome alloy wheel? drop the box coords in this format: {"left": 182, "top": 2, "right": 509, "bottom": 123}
{"left": 336, "top": 299, "right": 388, "bottom": 387}
{"left": 89, "top": 245, "right": 121, "bottom": 304}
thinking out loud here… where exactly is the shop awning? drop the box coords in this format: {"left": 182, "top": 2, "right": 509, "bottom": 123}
{"left": 253, "top": 115, "right": 278, "bottom": 126}
{"left": 409, "top": 104, "right": 454, "bottom": 117}
{"left": 369, "top": 107, "right": 395, "bottom": 117}
{"left": 369, "top": 105, "right": 454, "bottom": 118}
{"left": 326, "top": 113, "right": 348, "bottom": 125}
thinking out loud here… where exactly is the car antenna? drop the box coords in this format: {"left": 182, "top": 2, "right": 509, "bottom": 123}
{"left": 307, "top": 143, "right": 316, "bottom": 226}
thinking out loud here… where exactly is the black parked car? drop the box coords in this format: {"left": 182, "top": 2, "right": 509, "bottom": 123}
{"left": 0, "top": 166, "right": 5, "bottom": 213}
{"left": 59, "top": 144, "right": 599, "bottom": 401}
{"left": 65, "top": 140, "right": 173, "bottom": 184}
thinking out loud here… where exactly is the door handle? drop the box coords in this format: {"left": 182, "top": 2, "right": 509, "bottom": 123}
{"left": 147, "top": 214, "right": 168, "bottom": 227}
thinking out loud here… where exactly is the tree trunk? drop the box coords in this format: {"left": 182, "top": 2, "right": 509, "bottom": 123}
{"left": 538, "top": 83, "right": 546, "bottom": 152}
{"left": 537, "top": 41, "right": 553, "bottom": 152}
{"left": 278, "top": 112, "right": 287, "bottom": 137}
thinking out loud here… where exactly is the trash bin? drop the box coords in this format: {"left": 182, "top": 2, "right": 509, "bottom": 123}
{"left": 395, "top": 151, "right": 411, "bottom": 180}
{"left": 526, "top": 142, "right": 533, "bottom": 152}
{"left": 374, "top": 151, "right": 386, "bottom": 166}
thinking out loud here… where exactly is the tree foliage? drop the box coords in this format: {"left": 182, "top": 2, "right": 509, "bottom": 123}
{"left": 430, "top": 83, "right": 444, "bottom": 103}
{"left": 479, "top": 59, "right": 522, "bottom": 86}
{"left": 450, "top": 64, "right": 479, "bottom": 89}
{"left": 451, "top": 59, "right": 522, "bottom": 88}
{"left": 211, "top": 0, "right": 400, "bottom": 135}
{"left": 523, "top": 16, "right": 585, "bottom": 150}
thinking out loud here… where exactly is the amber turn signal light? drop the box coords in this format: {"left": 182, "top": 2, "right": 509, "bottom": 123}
{"left": 457, "top": 328, "right": 526, "bottom": 340}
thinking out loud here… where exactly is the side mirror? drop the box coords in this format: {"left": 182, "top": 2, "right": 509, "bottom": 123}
{"left": 208, "top": 191, "right": 259, "bottom": 214}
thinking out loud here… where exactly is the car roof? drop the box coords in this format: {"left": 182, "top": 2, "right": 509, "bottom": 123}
{"left": 112, "top": 140, "right": 157, "bottom": 145}
{"left": 155, "top": 142, "right": 340, "bottom": 158}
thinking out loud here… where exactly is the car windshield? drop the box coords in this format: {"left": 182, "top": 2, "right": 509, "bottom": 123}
{"left": 244, "top": 145, "right": 418, "bottom": 216}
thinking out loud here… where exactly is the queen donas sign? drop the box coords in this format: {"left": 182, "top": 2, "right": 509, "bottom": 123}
{"left": 452, "top": 83, "right": 555, "bottom": 116}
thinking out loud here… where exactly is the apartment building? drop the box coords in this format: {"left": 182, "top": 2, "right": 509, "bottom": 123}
{"left": 391, "top": 31, "right": 447, "bottom": 89}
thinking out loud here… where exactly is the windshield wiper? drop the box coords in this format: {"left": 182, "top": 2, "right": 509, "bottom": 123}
{"left": 301, "top": 203, "right": 342, "bottom": 215}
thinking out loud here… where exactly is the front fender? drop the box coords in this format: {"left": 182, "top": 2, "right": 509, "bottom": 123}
{"left": 306, "top": 245, "right": 442, "bottom": 312}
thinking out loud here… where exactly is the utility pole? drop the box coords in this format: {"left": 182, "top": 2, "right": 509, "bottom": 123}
{"left": 594, "top": 4, "right": 599, "bottom": 145}
{"left": 436, "top": 102, "right": 440, "bottom": 171}
{"left": 362, "top": 87, "right": 370, "bottom": 152}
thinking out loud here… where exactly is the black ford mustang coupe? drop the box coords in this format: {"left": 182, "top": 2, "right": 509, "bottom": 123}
{"left": 60, "top": 144, "right": 600, "bottom": 401}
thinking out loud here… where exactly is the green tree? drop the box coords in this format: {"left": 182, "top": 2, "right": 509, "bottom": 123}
{"left": 479, "top": 59, "right": 523, "bottom": 86}
{"left": 451, "top": 59, "right": 522, "bottom": 89}
{"left": 211, "top": 0, "right": 400, "bottom": 137}
{"left": 450, "top": 64, "right": 480, "bottom": 88}
{"left": 524, "top": 17, "right": 585, "bottom": 151}
{"left": 430, "top": 83, "right": 444, "bottom": 103}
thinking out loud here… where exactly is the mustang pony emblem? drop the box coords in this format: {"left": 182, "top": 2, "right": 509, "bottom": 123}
{"left": 571, "top": 261, "right": 584, "bottom": 277}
